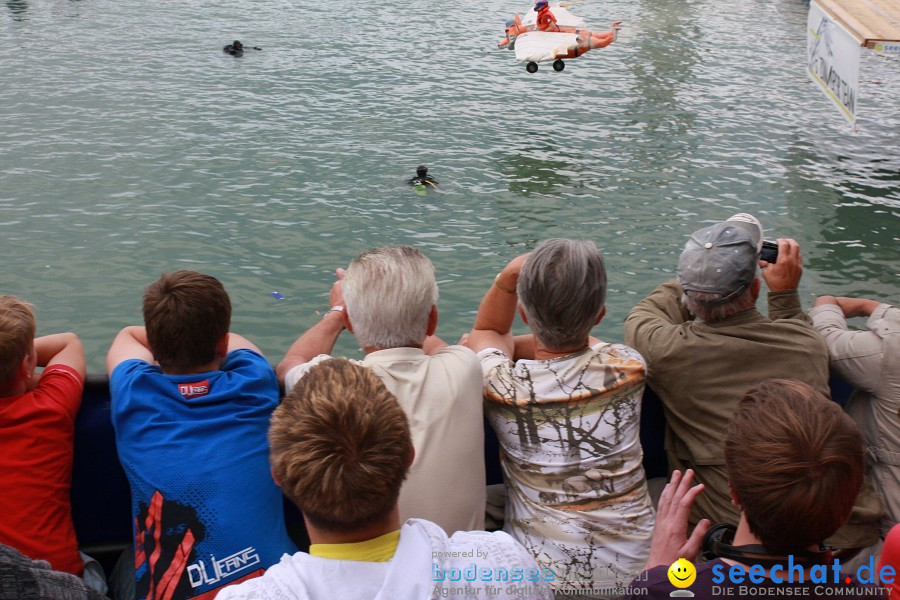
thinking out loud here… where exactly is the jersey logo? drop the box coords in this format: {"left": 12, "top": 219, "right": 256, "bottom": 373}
{"left": 178, "top": 380, "right": 210, "bottom": 399}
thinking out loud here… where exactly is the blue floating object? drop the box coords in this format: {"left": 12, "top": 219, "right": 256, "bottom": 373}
{"left": 270, "top": 291, "right": 285, "bottom": 300}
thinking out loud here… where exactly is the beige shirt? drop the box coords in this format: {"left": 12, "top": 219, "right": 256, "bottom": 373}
{"left": 285, "top": 345, "right": 486, "bottom": 534}
{"left": 811, "top": 303, "right": 900, "bottom": 530}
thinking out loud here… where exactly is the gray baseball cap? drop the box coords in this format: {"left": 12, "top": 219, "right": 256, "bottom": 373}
{"left": 677, "top": 213, "right": 763, "bottom": 302}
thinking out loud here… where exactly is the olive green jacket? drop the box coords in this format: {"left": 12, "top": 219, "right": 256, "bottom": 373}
{"left": 625, "top": 278, "right": 882, "bottom": 549}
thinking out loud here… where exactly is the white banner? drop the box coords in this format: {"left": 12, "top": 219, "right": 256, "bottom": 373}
{"left": 807, "top": 1, "right": 861, "bottom": 125}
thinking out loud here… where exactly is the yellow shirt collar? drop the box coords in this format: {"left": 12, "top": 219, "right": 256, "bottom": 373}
{"left": 309, "top": 530, "right": 400, "bottom": 562}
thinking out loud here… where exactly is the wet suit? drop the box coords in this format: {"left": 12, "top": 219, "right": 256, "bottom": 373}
{"left": 407, "top": 175, "right": 438, "bottom": 189}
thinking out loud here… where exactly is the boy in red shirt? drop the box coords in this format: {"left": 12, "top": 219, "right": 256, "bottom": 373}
{"left": 0, "top": 296, "right": 86, "bottom": 577}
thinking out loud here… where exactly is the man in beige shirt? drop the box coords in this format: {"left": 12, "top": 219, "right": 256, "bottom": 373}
{"left": 811, "top": 295, "right": 899, "bottom": 534}
{"left": 278, "top": 245, "right": 485, "bottom": 534}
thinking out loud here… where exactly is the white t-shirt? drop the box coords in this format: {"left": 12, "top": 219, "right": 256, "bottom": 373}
{"left": 285, "top": 345, "right": 486, "bottom": 534}
{"left": 215, "top": 519, "right": 554, "bottom": 600}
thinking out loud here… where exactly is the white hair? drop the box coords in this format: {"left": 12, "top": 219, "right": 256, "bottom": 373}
{"left": 342, "top": 246, "right": 438, "bottom": 349}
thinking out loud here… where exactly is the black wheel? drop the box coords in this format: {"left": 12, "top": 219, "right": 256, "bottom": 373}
{"left": 553, "top": 59, "right": 565, "bottom": 72}
{"left": 526, "top": 61, "right": 538, "bottom": 73}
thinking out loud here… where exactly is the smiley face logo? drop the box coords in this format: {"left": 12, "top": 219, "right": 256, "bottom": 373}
{"left": 667, "top": 558, "right": 696, "bottom": 589}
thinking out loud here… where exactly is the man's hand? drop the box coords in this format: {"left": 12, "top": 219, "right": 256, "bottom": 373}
{"left": 645, "top": 469, "right": 710, "bottom": 570}
{"left": 276, "top": 267, "right": 349, "bottom": 384}
{"left": 761, "top": 238, "right": 802, "bottom": 293}
{"left": 330, "top": 268, "right": 347, "bottom": 310}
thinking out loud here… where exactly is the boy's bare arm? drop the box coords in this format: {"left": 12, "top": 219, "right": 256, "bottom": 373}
{"left": 107, "top": 326, "right": 155, "bottom": 375}
{"left": 34, "top": 333, "right": 86, "bottom": 379}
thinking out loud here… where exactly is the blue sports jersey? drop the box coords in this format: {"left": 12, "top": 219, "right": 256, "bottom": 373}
{"left": 110, "top": 349, "right": 297, "bottom": 600}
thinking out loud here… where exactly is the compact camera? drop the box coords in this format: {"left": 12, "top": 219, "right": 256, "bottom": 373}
{"left": 760, "top": 240, "right": 779, "bottom": 263}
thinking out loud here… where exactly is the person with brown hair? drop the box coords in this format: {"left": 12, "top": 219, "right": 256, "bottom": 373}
{"left": 624, "top": 379, "right": 878, "bottom": 599}
{"left": 0, "top": 296, "right": 90, "bottom": 580}
{"left": 218, "top": 358, "right": 552, "bottom": 600}
{"left": 107, "top": 271, "right": 296, "bottom": 600}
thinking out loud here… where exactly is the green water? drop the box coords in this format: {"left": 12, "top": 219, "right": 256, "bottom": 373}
{"left": 2, "top": 0, "right": 898, "bottom": 371}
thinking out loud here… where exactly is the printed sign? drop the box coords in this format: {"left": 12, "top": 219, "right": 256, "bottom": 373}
{"left": 807, "top": 1, "right": 861, "bottom": 124}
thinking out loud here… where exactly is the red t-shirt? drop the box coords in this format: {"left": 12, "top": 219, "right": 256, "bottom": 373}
{"left": 880, "top": 524, "right": 900, "bottom": 596}
{"left": 0, "top": 364, "right": 83, "bottom": 575}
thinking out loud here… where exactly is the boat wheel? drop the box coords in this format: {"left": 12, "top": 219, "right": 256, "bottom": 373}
{"left": 526, "top": 61, "right": 538, "bottom": 73}
{"left": 553, "top": 59, "right": 565, "bottom": 72}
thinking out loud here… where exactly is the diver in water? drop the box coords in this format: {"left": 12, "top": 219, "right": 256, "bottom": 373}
{"left": 223, "top": 40, "right": 261, "bottom": 55}
{"left": 534, "top": 0, "right": 559, "bottom": 32}
{"left": 407, "top": 165, "right": 438, "bottom": 189}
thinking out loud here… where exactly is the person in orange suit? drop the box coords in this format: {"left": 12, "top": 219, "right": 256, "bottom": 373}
{"left": 534, "top": 0, "right": 559, "bottom": 31}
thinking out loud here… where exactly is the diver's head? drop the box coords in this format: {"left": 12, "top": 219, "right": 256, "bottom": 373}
{"left": 416, "top": 165, "right": 428, "bottom": 177}
{"left": 535, "top": 0, "right": 549, "bottom": 11}
{"left": 233, "top": 40, "right": 243, "bottom": 50}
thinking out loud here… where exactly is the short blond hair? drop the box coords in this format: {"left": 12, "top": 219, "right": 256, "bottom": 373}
{"left": 269, "top": 358, "right": 413, "bottom": 532}
{"left": 0, "top": 296, "right": 36, "bottom": 393}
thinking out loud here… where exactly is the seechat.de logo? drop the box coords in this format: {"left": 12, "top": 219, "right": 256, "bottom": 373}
{"left": 667, "top": 558, "right": 696, "bottom": 597}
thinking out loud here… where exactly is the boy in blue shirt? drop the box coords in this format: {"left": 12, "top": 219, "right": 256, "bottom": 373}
{"left": 107, "top": 270, "right": 296, "bottom": 600}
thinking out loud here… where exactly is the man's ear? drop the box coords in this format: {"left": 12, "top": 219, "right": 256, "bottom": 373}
{"left": 270, "top": 466, "right": 281, "bottom": 488}
{"left": 426, "top": 306, "right": 438, "bottom": 337}
{"left": 408, "top": 446, "right": 416, "bottom": 468}
{"left": 215, "top": 334, "right": 229, "bottom": 358}
{"left": 18, "top": 348, "right": 36, "bottom": 387}
{"left": 343, "top": 309, "right": 354, "bottom": 333}
{"left": 729, "top": 482, "right": 740, "bottom": 507}
{"left": 595, "top": 307, "right": 607, "bottom": 325}
{"left": 750, "top": 278, "right": 761, "bottom": 300}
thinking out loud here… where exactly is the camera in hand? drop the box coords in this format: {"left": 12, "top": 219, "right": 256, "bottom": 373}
{"left": 760, "top": 240, "right": 779, "bottom": 263}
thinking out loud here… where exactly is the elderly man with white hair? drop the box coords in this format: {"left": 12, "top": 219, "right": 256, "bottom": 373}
{"left": 277, "top": 245, "right": 485, "bottom": 535}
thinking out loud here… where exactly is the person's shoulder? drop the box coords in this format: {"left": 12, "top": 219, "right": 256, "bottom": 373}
{"left": 593, "top": 342, "right": 646, "bottom": 365}
{"left": 425, "top": 345, "right": 483, "bottom": 373}
{"left": 221, "top": 348, "right": 278, "bottom": 376}
{"left": 110, "top": 358, "right": 158, "bottom": 382}
{"left": 474, "top": 346, "right": 511, "bottom": 364}
{"left": 37, "top": 364, "right": 84, "bottom": 388}
{"left": 433, "top": 344, "right": 478, "bottom": 360}
{"left": 224, "top": 347, "right": 267, "bottom": 362}
{"left": 283, "top": 353, "right": 351, "bottom": 392}
{"left": 31, "top": 364, "right": 84, "bottom": 414}
{"left": 446, "top": 527, "right": 528, "bottom": 558}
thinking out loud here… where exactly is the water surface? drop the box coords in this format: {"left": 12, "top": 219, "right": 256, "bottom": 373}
{"left": 2, "top": 0, "right": 898, "bottom": 370}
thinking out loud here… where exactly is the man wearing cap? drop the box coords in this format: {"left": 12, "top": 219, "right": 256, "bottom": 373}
{"left": 623, "top": 214, "right": 831, "bottom": 525}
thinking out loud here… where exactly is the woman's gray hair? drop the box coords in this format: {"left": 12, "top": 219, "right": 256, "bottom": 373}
{"left": 342, "top": 245, "right": 439, "bottom": 349}
{"left": 517, "top": 238, "right": 607, "bottom": 351}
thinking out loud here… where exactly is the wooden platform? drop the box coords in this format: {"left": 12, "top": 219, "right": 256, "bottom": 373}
{"left": 815, "top": 0, "right": 900, "bottom": 48}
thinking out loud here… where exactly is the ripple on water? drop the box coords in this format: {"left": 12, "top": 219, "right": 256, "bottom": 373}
{"left": 0, "top": 0, "right": 898, "bottom": 368}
